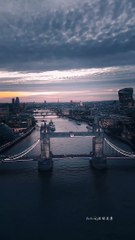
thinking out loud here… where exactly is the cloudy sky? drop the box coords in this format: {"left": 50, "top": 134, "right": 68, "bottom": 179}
{"left": 0, "top": 0, "right": 135, "bottom": 102}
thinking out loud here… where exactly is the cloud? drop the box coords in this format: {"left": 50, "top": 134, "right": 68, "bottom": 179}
{"left": 0, "top": 0, "right": 135, "bottom": 62}
{"left": 0, "top": 65, "right": 135, "bottom": 92}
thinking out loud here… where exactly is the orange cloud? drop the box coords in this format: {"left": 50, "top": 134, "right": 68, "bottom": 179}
{"left": 0, "top": 92, "right": 31, "bottom": 98}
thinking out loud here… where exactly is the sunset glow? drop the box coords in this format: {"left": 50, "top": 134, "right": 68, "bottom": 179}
{"left": 0, "top": 64, "right": 135, "bottom": 102}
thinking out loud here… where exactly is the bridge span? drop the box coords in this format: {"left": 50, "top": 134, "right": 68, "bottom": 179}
{"left": 49, "top": 131, "right": 95, "bottom": 138}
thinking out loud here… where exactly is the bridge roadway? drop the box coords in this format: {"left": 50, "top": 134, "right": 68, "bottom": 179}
{"left": 1, "top": 154, "right": 91, "bottom": 162}
{"left": 49, "top": 131, "right": 95, "bottom": 138}
{"left": 1, "top": 156, "right": 134, "bottom": 163}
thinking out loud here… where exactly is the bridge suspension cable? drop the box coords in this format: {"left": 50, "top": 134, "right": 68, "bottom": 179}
{"left": 4, "top": 139, "right": 40, "bottom": 161}
{"left": 6, "top": 140, "right": 39, "bottom": 159}
{"left": 104, "top": 138, "right": 135, "bottom": 158}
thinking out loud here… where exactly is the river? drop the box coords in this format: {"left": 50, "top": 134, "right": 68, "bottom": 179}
{"left": 0, "top": 113, "right": 135, "bottom": 240}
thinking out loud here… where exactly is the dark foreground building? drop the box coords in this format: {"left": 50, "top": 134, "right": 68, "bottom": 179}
{"left": 0, "top": 123, "right": 15, "bottom": 146}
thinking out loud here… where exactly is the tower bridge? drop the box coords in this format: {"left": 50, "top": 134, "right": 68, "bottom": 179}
{"left": 0, "top": 121, "right": 135, "bottom": 171}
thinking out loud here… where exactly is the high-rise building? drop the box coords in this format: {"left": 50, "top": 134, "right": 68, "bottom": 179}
{"left": 12, "top": 98, "right": 15, "bottom": 105}
{"left": 15, "top": 97, "right": 20, "bottom": 106}
{"left": 118, "top": 88, "right": 134, "bottom": 109}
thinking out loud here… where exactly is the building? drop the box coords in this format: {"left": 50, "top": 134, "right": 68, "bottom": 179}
{"left": 12, "top": 98, "right": 15, "bottom": 105}
{"left": 11, "top": 97, "right": 20, "bottom": 113}
{"left": 118, "top": 88, "right": 134, "bottom": 109}
{"left": 15, "top": 97, "right": 20, "bottom": 106}
{"left": 0, "top": 123, "right": 15, "bottom": 145}
{"left": 0, "top": 106, "right": 9, "bottom": 120}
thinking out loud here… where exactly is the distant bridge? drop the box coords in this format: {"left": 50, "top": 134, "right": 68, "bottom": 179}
{"left": 33, "top": 112, "right": 57, "bottom": 117}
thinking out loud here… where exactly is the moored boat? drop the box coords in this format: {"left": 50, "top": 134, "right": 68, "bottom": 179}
{"left": 48, "top": 120, "right": 56, "bottom": 131}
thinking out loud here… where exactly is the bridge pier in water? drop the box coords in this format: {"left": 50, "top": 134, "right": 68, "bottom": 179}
{"left": 38, "top": 123, "right": 53, "bottom": 172}
{"left": 91, "top": 130, "right": 106, "bottom": 169}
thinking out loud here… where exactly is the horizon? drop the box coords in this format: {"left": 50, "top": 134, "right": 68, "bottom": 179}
{"left": 0, "top": 63, "right": 135, "bottom": 103}
{"left": 0, "top": 99, "right": 120, "bottom": 104}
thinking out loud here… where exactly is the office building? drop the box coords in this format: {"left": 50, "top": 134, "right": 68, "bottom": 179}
{"left": 118, "top": 88, "right": 134, "bottom": 109}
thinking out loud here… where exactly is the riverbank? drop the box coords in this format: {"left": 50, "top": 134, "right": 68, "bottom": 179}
{"left": 105, "top": 130, "right": 135, "bottom": 151}
{"left": 0, "top": 126, "right": 35, "bottom": 154}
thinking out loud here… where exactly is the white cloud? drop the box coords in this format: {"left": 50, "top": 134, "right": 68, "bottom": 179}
{"left": 0, "top": 65, "right": 135, "bottom": 86}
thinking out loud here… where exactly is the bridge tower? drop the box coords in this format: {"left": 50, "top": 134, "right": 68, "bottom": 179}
{"left": 38, "top": 122, "right": 53, "bottom": 171}
{"left": 91, "top": 129, "right": 106, "bottom": 169}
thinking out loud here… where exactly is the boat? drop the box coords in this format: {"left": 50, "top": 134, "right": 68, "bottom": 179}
{"left": 88, "top": 122, "right": 93, "bottom": 126}
{"left": 69, "top": 131, "right": 74, "bottom": 137}
{"left": 49, "top": 120, "right": 54, "bottom": 125}
{"left": 48, "top": 120, "right": 56, "bottom": 131}
{"left": 49, "top": 125, "right": 55, "bottom": 131}
{"left": 86, "top": 125, "right": 92, "bottom": 130}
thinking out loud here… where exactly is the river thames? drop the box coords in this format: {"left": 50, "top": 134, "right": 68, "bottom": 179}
{"left": 0, "top": 114, "right": 135, "bottom": 240}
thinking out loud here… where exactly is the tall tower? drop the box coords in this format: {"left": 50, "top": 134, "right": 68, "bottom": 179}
{"left": 12, "top": 98, "right": 15, "bottom": 105}
{"left": 91, "top": 130, "right": 106, "bottom": 169}
{"left": 15, "top": 97, "right": 20, "bottom": 106}
{"left": 38, "top": 122, "right": 53, "bottom": 172}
